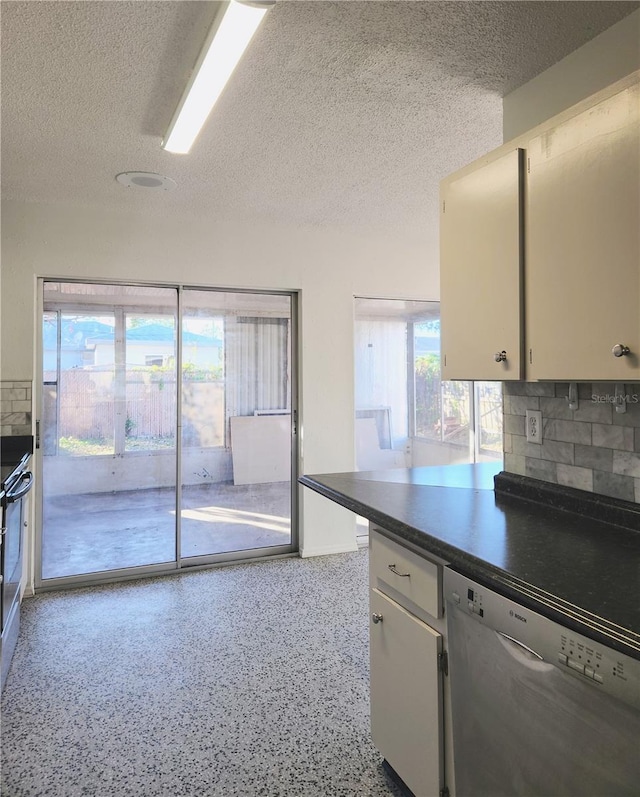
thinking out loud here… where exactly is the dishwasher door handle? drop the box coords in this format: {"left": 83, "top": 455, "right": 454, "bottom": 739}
{"left": 496, "top": 631, "right": 544, "bottom": 661}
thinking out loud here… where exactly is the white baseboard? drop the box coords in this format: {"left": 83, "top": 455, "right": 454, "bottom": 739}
{"left": 300, "top": 542, "right": 359, "bottom": 558}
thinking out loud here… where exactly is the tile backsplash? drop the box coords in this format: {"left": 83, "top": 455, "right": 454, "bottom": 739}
{"left": 503, "top": 382, "right": 640, "bottom": 503}
{"left": 1, "top": 380, "right": 33, "bottom": 436}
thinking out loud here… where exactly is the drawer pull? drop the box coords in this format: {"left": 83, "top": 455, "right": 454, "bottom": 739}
{"left": 372, "top": 613, "right": 384, "bottom": 624}
{"left": 388, "top": 564, "right": 410, "bottom": 578}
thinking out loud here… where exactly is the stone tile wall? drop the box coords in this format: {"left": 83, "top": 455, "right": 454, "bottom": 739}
{"left": 1, "top": 380, "right": 33, "bottom": 436}
{"left": 503, "top": 382, "right": 640, "bottom": 503}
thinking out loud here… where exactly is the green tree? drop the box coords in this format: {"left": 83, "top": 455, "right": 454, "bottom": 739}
{"left": 414, "top": 354, "right": 442, "bottom": 437}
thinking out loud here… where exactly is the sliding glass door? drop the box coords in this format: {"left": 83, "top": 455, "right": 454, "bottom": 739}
{"left": 180, "top": 290, "right": 293, "bottom": 560}
{"left": 41, "top": 285, "right": 178, "bottom": 579}
{"left": 39, "top": 281, "right": 296, "bottom": 586}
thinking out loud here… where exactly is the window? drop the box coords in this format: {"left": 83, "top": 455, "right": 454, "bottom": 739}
{"left": 355, "top": 298, "right": 502, "bottom": 470}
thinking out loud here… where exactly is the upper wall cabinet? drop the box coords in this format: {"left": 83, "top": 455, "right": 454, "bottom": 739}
{"left": 526, "top": 81, "right": 640, "bottom": 381}
{"left": 440, "top": 72, "right": 639, "bottom": 381}
{"left": 440, "top": 148, "right": 524, "bottom": 381}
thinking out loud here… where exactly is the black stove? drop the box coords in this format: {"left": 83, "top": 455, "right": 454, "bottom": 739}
{"left": 1, "top": 459, "right": 29, "bottom": 490}
{"left": 1, "top": 436, "right": 34, "bottom": 491}
{"left": 1, "top": 434, "right": 34, "bottom": 692}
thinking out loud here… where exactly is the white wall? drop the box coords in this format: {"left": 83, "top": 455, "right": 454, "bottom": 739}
{"left": 354, "top": 318, "right": 409, "bottom": 446}
{"left": 43, "top": 448, "right": 232, "bottom": 496}
{"left": 503, "top": 9, "right": 640, "bottom": 140}
{"left": 0, "top": 199, "right": 437, "bottom": 559}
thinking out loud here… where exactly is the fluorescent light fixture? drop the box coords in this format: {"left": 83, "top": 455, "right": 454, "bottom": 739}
{"left": 162, "top": 1, "right": 271, "bottom": 154}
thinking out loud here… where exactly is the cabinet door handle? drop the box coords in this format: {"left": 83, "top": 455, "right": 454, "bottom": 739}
{"left": 388, "top": 564, "right": 410, "bottom": 578}
{"left": 372, "top": 613, "right": 383, "bottom": 624}
{"left": 494, "top": 350, "right": 507, "bottom": 363}
{"left": 612, "top": 344, "right": 630, "bottom": 357}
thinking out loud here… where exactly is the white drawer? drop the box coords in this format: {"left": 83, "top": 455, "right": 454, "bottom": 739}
{"left": 370, "top": 529, "right": 442, "bottom": 618}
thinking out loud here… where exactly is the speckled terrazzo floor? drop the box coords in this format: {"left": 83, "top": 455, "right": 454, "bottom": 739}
{"left": 1, "top": 551, "right": 406, "bottom": 797}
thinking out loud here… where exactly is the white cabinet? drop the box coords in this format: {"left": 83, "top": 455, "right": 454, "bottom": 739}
{"left": 440, "top": 72, "right": 640, "bottom": 381}
{"left": 526, "top": 80, "right": 640, "bottom": 380}
{"left": 370, "top": 590, "right": 443, "bottom": 797}
{"left": 440, "top": 148, "right": 524, "bottom": 381}
{"left": 369, "top": 528, "right": 449, "bottom": 797}
{"left": 370, "top": 529, "right": 442, "bottom": 618}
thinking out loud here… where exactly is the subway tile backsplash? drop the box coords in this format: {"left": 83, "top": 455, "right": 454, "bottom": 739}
{"left": 1, "top": 381, "right": 33, "bottom": 436}
{"left": 503, "top": 382, "right": 640, "bottom": 504}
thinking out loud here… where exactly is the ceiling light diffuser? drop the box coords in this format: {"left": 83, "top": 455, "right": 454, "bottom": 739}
{"left": 162, "top": 1, "right": 271, "bottom": 154}
{"left": 116, "top": 172, "right": 177, "bottom": 190}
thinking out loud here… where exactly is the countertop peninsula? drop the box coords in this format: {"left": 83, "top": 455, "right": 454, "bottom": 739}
{"left": 300, "top": 462, "right": 640, "bottom": 660}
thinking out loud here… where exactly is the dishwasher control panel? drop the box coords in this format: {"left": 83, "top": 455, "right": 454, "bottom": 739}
{"left": 444, "top": 568, "right": 640, "bottom": 712}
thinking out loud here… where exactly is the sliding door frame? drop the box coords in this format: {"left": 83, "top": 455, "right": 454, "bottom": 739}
{"left": 34, "top": 278, "right": 299, "bottom": 592}
{"left": 178, "top": 284, "right": 299, "bottom": 569}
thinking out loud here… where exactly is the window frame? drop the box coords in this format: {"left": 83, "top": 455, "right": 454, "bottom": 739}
{"left": 354, "top": 304, "right": 503, "bottom": 465}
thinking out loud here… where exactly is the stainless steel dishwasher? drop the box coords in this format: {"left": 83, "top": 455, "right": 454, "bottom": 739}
{"left": 444, "top": 568, "right": 640, "bottom": 797}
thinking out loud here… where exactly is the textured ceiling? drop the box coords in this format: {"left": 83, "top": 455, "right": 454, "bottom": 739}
{"left": 2, "top": 1, "right": 638, "bottom": 235}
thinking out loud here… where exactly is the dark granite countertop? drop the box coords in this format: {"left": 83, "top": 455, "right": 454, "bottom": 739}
{"left": 300, "top": 463, "right": 640, "bottom": 660}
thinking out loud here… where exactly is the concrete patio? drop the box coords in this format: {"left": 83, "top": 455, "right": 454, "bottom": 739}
{"left": 42, "top": 481, "right": 292, "bottom": 580}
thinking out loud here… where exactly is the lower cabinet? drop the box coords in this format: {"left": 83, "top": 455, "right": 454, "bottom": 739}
{"left": 369, "top": 528, "right": 450, "bottom": 797}
{"left": 370, "top": 589, "right": 444, "bottom": 797}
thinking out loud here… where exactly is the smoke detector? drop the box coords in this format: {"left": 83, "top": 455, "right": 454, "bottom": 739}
{"left": 116, "top": 172, "right": 177, "bottom": 191}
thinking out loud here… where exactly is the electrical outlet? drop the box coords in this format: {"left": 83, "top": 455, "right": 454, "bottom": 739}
{"left": 526, "top": 410, "right": 542, "bottom": 444}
